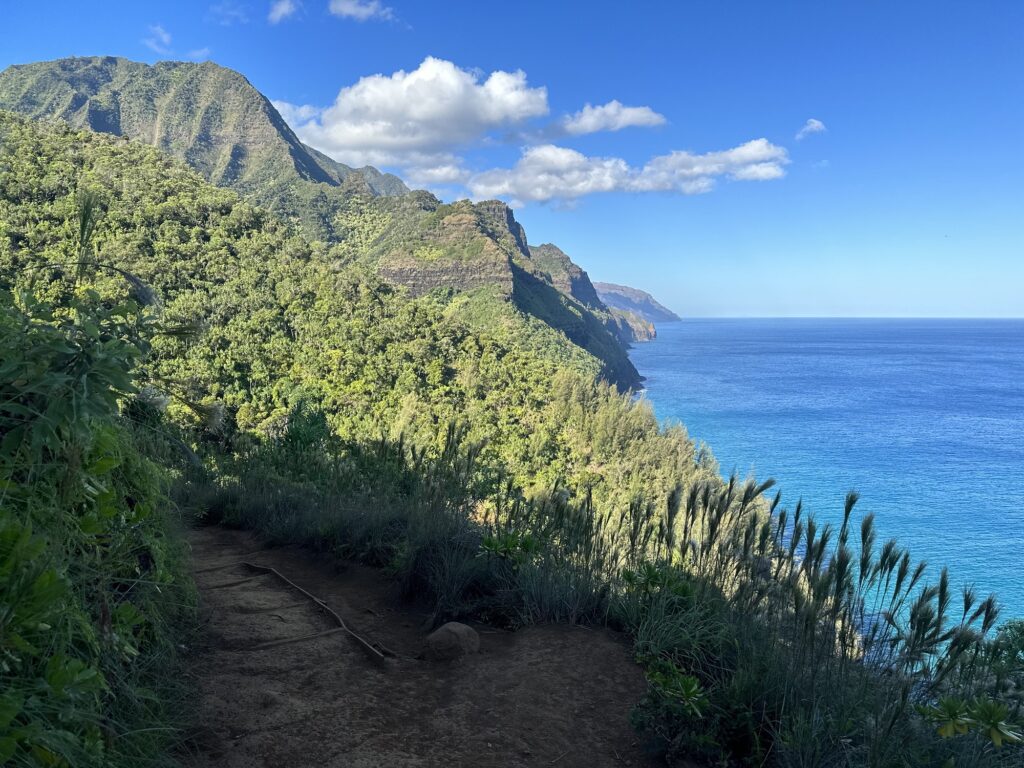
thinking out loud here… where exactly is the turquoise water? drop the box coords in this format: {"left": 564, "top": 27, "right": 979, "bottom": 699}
{"left": 629, "top": 319, "right": 1024, "bottom": 621}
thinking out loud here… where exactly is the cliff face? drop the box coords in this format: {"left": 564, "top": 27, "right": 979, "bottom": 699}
{"left": 608, "top": 309, "right": 656, "bottom": 343}
{"left": 526, "top": 243, "right": 604, "bottom": 309}
{"left": 376, "top": 200, "right": 517, "bottom": 297}
{"left": 593, "top": 282, "right": 680, "bottom": 323}
{"left": 363, "top": 196, "right": 641, "bottom": 387}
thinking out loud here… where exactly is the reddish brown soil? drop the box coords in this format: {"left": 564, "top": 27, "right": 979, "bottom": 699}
{"left": 182, "top": 526, "right": 660, "bottom": 768}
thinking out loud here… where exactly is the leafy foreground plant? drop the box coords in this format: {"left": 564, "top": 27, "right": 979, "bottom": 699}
{"left": 0, "top": 282, "right": 194, "bottom": 767}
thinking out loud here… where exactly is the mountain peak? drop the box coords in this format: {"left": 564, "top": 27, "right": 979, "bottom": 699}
{"left": 0, "top": 56, "right": 407, "bottom": 197}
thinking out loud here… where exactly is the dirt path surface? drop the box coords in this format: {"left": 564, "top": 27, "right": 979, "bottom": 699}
{"left": 183, "top": 526, "right": 659, "bottom": 768}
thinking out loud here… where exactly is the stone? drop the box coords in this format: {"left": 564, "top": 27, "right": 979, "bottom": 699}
{"left": 424, "top": 622, "right": 480, "bottom": 661}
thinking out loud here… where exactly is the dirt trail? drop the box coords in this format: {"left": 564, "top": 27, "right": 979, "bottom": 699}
{"left": 183, "top": 526, "right": 659, "bottom": 768}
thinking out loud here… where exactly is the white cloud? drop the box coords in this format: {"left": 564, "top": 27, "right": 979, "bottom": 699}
{"left": 268, "top": 0, "right": 298, "bottom": 23}
{"left": 143, "top": 25, "right": 173, "bottom": 55}
{"left": 403, "top": 163, "right": 470, "bottom": 187}
{"left": 796, "top": 118, "right": 826, "bottom": 140}
{"left": 467, "top": 139, "right": 788, "bottom": 204}
{"left": 208, "top": 1, "right": 249, "bottom": 25}
{"left": 562, "top": 100, "right": 666, "bottom": 135}
{"left": 329, "top": 0, "right": 394, "bottom": 21}
{"left": 274, "top": 57, "right": 786, "bottom": 205}
{"left": 188, "top": 47, "right": 212, "bottom": 60}
{"left": 276, "top": 57, "right": 548, "bottom": 172}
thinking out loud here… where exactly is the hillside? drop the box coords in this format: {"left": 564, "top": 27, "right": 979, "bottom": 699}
{"left": 0, "top": 56, "right": 407, "bottom": 198}
{"left": 0, "top": 56, "right": 640, "bottom": 387}
{"left": 594, "top": 281, "right": 681, "bottom": 323}
{"left": 0, "top": 108, "right": 689, "bottom": 501}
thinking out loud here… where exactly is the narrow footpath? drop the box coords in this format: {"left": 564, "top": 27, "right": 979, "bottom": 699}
{"left": 182, "top": 526, "right": 659, "bottom": 768}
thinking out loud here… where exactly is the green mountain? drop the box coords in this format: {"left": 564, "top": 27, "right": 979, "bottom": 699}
{"left": 0, "top": 56, "right": 640, "bottom": 387}
{"left": 593, "top": 281, "right": 680, "bottom": 323}
{"left": 0, "top": 56, "right": 407, "bottom": 198}
{"left": 0, "top": 106, "right": 687, "bottom": 506}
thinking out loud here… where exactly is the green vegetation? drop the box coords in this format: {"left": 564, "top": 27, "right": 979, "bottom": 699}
{"left": 1, "top": 102, "right": 1021, "bottom": 768}
{"left": 0, "top": 56, "right": 406, "bottom": 206}
{"left": 0, "top": 58, "right": 645, "bottom": 389}
{"left": 0, "top": 280, "right": 192, "bottom": 764}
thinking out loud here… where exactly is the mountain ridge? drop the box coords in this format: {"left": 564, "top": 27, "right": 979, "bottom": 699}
{"left": 593, "top": 281, "right": 680, "bottom": 323}
{"left": 0, "top": 56, "right": 408, "bottom": 198}
{"left": 0, "top": 56, "right": 645, "bottom": 386}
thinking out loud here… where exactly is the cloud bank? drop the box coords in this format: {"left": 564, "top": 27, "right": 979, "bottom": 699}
{"left": 274, "top": 57, "right": 788, "bottom": 205}
{"left": 278, "top": 57, "right": 548, "bottom": 171}
{"left": 467, "top": 139, "right": 788, "bottom": 204}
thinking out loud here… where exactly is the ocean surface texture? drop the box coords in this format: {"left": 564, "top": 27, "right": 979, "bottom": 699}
{"left": 630, "top": 319, "right": 1024, "bottom": 621}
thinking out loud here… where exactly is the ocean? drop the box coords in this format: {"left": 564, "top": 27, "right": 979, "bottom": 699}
{"left": 628, "top": 319, "right": 1024, "bottom": 622}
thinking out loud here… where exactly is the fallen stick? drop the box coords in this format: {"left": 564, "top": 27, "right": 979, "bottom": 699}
{"left": 231, "top": 601, "right": 309, "bottom": 615}
{"left": 240, "top": 562, "right": 391, "bottom": 667}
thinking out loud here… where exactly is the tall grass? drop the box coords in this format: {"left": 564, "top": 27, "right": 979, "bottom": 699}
{"left": 190, "top": 401, "right": 1022, "bottom": 767}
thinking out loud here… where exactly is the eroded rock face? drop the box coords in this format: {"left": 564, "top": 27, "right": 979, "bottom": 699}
{"left": 424, "top": 622, "right": 481, "bottom": 661}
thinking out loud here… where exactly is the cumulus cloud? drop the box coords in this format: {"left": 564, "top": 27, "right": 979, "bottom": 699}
{"left": 796, "top": 118, "right": 826, "bottom": 140}
{"left": 268, "top": 0, "right": 298, "bottom": 23}
{"left": 329, "top": 0, "right": 394, "bottom": 21}
{"left": 276, "top": 56, "right": 548, "bottom": 173}
{"left": 467, "top": 139, "right": 788, "bottom": 204}
{"left": 562, "top": 100, "right": 666, "bottom": 135}
{"left": 143, "top": 25, "right": 173, "bottom": 55}
{"left": 275, "top": 57, "right": 787, "bottom": 205}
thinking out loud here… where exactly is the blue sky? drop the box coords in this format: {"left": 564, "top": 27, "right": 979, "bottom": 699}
{"left": 2, "top": 1, "right": 1023, "bottom": 316}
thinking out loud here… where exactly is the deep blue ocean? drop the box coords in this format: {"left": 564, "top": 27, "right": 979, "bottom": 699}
{"left": 629, "top": 319, "right": 1024, "bottom": 621}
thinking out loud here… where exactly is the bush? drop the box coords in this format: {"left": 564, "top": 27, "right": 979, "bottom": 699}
{"left": 0, "top": 287, "right": 193, "bottom": 767}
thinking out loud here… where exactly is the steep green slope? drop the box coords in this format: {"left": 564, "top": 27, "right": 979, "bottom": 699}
{"left": 329, "top": 194, "right": 641, "bottom": 385}
{"left": 0, "top": 56, "right": 406, "bottom": 202}
{"left": 0, "top": 57, "right": 640, "bottom": 387}
{"left": 526, "top": 242, "right": 654, "bottom": 344}
{"left": 527, "top": 243, "right": 605, "bottom": 308}
{"left": 0, "top": 109, "right": 688, "bottom": 504}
